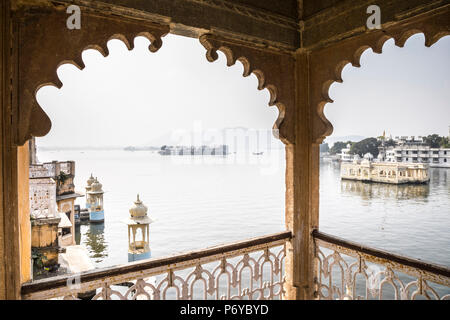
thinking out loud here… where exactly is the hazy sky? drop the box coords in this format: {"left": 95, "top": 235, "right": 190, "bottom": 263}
{"left": 325, "top": 34, "right": 450, "bottom": 139}
{"left": 36, "top": 33, "right": 449, "bottom": 147}
{"left": 37, "top": 34, "right": 276, "bottom": 148}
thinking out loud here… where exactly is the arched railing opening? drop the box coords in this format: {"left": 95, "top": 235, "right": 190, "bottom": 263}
{"left": 317, "top": 33, "right": 450, "bottom": 300}
{"left": 27, "top": 33, "right": 288, "bottom": 299}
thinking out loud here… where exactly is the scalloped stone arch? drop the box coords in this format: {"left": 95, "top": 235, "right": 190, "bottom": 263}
{"left": 35, "top": 32, "right": 164, "bottom": 93}
{"left": 199, "top": 34, "right": 295, "bottom": 144}
{"left": 15, "top": 7, "right": 170, "bottom": 146}
{"left": 17, "top": 7, "right": 295, "bottom": 146}
{"left": 311, "top": 8, "right": 450, "bottom": 144}
{"left": 202, "top": 45, "right": 286, "bottom": 142}
{"left": 32, "top": 33, "right": 292, "bottom": 145}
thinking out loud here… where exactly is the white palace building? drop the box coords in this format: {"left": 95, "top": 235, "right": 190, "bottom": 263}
{"left": 379, "top": 136, "right": 450, "bottom": 168}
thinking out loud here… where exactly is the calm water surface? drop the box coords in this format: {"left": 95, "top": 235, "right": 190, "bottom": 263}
{"left": 320, "top": 161, "right": 450, "bottom": 267}
{"left": 37, "top": 150, "right": 450, "bottom": 269}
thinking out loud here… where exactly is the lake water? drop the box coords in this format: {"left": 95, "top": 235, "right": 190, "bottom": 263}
{"left": 37, "top": 149, "right": 450, "bottom": 280}
{"left": 320, "top": 160, "right": 450, "bottom": 267}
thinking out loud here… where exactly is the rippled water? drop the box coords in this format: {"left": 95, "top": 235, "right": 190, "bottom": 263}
{"left": 320, "top": 160, "right": 450, "bottom": 267}
{"left": 37, "top": 150, "right": 449, "bottom": 270}
{"left": 39, "top": 149, "right": 286, "bottom": 268}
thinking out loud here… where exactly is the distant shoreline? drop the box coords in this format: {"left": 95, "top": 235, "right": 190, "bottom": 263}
{"left": 38, "top": 147, "right": 149, "bottom": 151}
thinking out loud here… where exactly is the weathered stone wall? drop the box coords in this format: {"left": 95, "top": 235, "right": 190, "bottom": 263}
{"left": 29, "top": 163, "right": 56, "bottom": 178}
{"left": 31, "top": 222, "right": 59, "bottom": 249}
{"left": 29, "top": 161, "right": 74, "bottom": 178}
{"left": 30, "top": 161, "right": 76, "bottom": 195}
{"left": 29, "top": 178, "right": 58, "bottom": 219}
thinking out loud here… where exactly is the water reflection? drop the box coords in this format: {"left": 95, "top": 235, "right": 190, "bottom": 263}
{"left": 82, "top": 223, "right": 108, "bottom": 263}
{"left": 320, "top": 163, "right": 450, "bottom": 298}
{"left": 340, "top": 180, "right": 430, "bottom": 201}
{"left": 321, "top": 162, "right": 450, "bottom": 266}
{"left": 75, "top": 224, "right": 81, "bottom": 245}
{"left": 430, "top": 167, "right": 449, "bottom": 185}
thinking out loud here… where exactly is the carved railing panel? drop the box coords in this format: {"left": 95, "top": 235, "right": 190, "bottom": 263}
{"left": 21, "top": 232, "right": 289, "bottom": 300}
{"left": 313, "top": 231, "right": 450, "bottom": 300}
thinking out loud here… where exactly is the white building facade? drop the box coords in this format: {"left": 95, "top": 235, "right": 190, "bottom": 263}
{"left": 339, "top": 144, "right": 353, "bottom": 162}
{"left": 381, "top": 136, "right": 450, "bottom": 168}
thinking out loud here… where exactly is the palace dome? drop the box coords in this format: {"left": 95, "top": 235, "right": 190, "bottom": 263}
{"left": 123, "top": 195, "right": 154, "bottom": 226}
{"left": 129, "top": 194, "right": 148, "bottom": 218}
{"left": 86, "top": 174, "right": 95, "bottom": 186}
{"left": 90, "top": 178, "right": 103, "bottom": 193}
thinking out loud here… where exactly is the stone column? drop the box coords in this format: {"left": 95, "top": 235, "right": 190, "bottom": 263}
{"left": 1, "top": 0, "right": 20, "bottom": 299}
{"left": 1, "top": 1, "right": 32, "bottom": 298}
{"left": 18, "top": 143, "right": 31, "bottom": 285}
{"left": 284, "top": 52, "right": 319, "bottom": 300}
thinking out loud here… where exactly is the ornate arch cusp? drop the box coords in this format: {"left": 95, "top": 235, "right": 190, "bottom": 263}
{"left": 199, "top": 34, "right": 296, "bottom": 145}
{"left": 14, "top": 5, "right": 169, "bottom": 146}
{"left": 310, "top": 7, "right": 450, "bottom": 144}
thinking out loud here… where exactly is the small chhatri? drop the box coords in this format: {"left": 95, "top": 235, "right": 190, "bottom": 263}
{"left": 85, "top": 173, "right": 95, "bottom": 209}
{"left": 124, "top": 194, "right": 153, "bottom": 262}
{"left": 87, "top": 177, "right": 105, "bottom": 223}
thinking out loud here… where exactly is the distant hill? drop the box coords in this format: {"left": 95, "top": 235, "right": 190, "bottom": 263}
{"left": 324, "top": 135, "right": 366, "bottom": 147}
{"left": 38, "top": 146, "right": 123, "bottom": 151}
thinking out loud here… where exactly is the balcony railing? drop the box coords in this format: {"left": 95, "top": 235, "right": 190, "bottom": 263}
{"left": 22, "top": 231, "right": 290, "bottom": 300}
{"left": 22, "top": 229, "right": 449, "bottom": 300}
{"left": 312, "top": 230, "right": 450, "bottom": 300}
